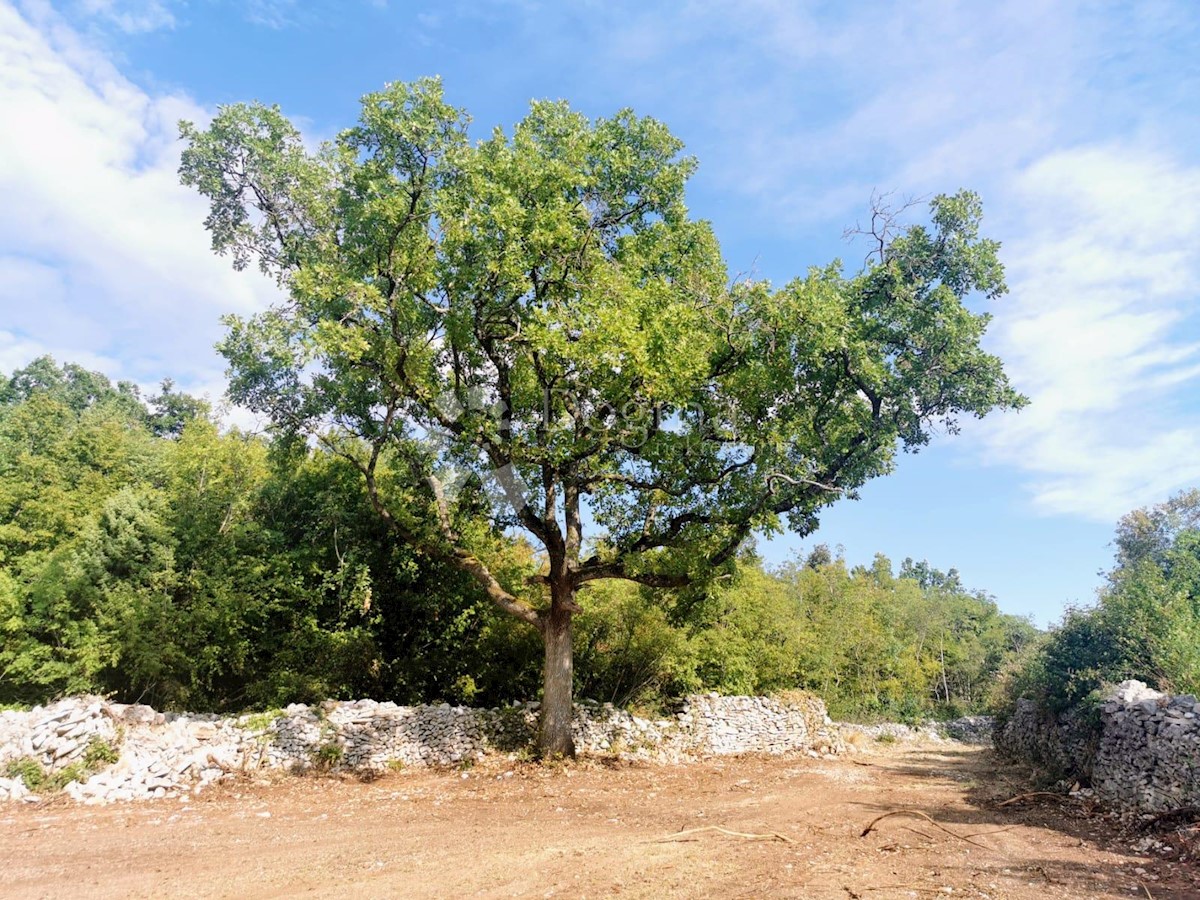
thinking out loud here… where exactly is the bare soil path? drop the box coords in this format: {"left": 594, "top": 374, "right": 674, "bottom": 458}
{"left": 1, "top": 743, "right": 1195, "bottom": 899}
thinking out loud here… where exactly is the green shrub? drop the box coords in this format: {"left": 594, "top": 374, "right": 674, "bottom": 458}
{"left": 83, "top": 736, "right": 119, "bottom": 768}
{"left": 5, "top": 757, "right": 45, "bottom": 790}
{"left": 313, "top": 741, "right": 343, "bottom": 768}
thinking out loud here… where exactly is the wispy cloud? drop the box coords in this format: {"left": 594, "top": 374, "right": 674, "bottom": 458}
{"left": 0, "top": 0, "right": 282, "bottom": 393}
{"left": 71, "top": 0, "right": 175, "bottom": 34}
{"left": 5, "top": 0, "right": 1199, "bottom": 526}
{"left": 236, "top": 0, "right": 391, "bottom": 30}
{"left": 243, "top": 0, "right": 300, "bottom": 30}
{"left": 519, "top": 0, "right": 1200, "bottom": 521}
{"left": 978, "top": 145, "right": 1200, "bottom": 520}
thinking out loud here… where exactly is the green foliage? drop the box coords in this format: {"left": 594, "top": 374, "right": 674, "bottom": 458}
{"left": 997, "top": 490, "right": 1200, "bottom": 715}
{"left": 83, "top": 736, "right": 120, "bottom": 768}
{"left": 573, "top": 579, "right": 695, "bottom": 708}
{"left": 2, "top": 357, "right": 1032, "bottom": 724}
{"left": 240, "top": 709, "right": 284, "bottom": 733}
{"left": 178, "top": 81, "right": 1024, "bottom": 754}
{"left": 0, "top": 358, "right": 176, "bottom": 704}
{"left": 767, "top": 554, "right": 1033, "bottom": 720}
{"left": 0, "top": 359, "right": 501, "bottom": 710}
{"left": 0, "top": 352, "right": 1030, "bottom": 721}
{"left": 47, "top": 764, "right": 89, "bottom": 791}
{"left": 4, "top": 736, "right": 120, "bottom": 794}
{"left": 4, "top": 757, "right": 44, "bottom": 790}
{"left": 313, "top": 741, "right": 344, "bottom": 768}
{"left": 568, "top": 554, "right": 1032, "bottom": 719}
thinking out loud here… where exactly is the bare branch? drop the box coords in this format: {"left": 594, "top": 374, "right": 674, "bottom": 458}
{"left": 843, "top": 189, "right": 928, "bottom": 268}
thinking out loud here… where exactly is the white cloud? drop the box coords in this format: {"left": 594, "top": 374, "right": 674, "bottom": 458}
{"left": 0, "top": 328, "right": 120, "bottom": 379}
{"left": 0, "top": 0, "right": 282, "bottom": 396}
{"left": 4, "top": 0, "right": 1199, "bottom": 529}
{"left": 977, "top": 145, "right": 1200, "bottom": 520}
{"left": 641, "top": 1, "right": 1200, "bottom": 522}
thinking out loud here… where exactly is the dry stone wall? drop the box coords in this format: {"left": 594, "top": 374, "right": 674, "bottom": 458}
{"left": 996, "top": 680, "right": 1200, "bottom": 813}
{"left": 0, "top": 692, "right": 844, "bottom": 805}
{"left": 840, "top": 715, "right": 994, "bottom": 746}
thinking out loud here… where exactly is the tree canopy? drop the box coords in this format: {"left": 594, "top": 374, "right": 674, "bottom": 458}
{"left": 180, "top": 77, "right": 1025, "bottom": 754}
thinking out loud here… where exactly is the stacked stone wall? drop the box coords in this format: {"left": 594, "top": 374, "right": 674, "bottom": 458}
{"left": 0, "top": 691, "right": 843, "bottom": 805}
{"left": 995, "top": 680, "right": 1200, "bottom": 813}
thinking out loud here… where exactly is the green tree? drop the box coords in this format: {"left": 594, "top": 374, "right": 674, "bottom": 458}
{"left": 998, "top": 490, "right": 1200, "bottom": 714}
{"left": 179, "top": 78, "right": 1025, "bottom": 755}
{"left": 0, "top": 359, "right": 167, "bottom": 701}
{"left": 148, "top": 379, "right": 212, "bottom": 438}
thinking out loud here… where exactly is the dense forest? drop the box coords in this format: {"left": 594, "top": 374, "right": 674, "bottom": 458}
{"left": 0, "top": 357, "right": 1037, "bottom": 720}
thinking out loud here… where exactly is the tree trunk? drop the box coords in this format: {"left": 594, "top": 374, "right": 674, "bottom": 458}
{"left": 539, "top": 598, "right": 576, "bottom": 758}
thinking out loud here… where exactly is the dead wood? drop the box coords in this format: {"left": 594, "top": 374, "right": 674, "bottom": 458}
{"left": 962, "top": 825, "right": 1016, "bottom": 839}
{"left": 860, "top": 810, "right": 989, "bottom": 849}
{"left": 997, "top": 791, "right": 1066, "bottom": 807}
{"left": 850, "top": 886, "right": 954, "bottom": 895}
{"left": 657, "top": 825, "right": 795, "bottom": 844}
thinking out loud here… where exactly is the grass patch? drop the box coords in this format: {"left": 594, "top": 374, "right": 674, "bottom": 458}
{"left": 5, "top": 757, "right": 45, "bottom": 790}
{"left": 4, "top": 757, "right": 92, "bottom": 792}
{"left": 4, "top": 731, "right": 124, "bottom": 794}
{"left": 313, "top": 741, "right": 344, "bottom": 769}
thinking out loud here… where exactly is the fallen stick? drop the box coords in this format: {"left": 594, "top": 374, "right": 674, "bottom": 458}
{"left": 860, "top": 810, "right": 989, "bottom": 849}
{"left": 658, "top": 825, "right": 795, "bottom": 844}
{"left": 851, "top": 886, "right": 954, "bottom": 895}
{"left": 997, "top": 791, "right": 1065, "bottom": 807}
{"left": 962, "top": 825, "right": 1016, "bottom": 839}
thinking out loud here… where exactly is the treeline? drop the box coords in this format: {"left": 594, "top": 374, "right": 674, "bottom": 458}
{"left": 0, "top": 358, "right": 1036, "bottom": 719}
{"left": 998, "top": 490, "right": 1200, "bottom": 715}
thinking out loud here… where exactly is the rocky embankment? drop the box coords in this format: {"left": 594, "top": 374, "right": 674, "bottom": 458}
{"left": 0, "top": 692, "right": 846, "bottom": 805}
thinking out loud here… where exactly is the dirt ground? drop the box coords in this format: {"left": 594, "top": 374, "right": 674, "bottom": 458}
{"left": 2, "top": 742, "right": 1196, "bottom": 899}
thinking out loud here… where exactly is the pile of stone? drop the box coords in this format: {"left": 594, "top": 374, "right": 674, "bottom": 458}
{"left": 0, "top": 698, "right": 119, "bottom": 773}
{"left": 571, "top": 701, "right": 679, "bottom": 759}
{"left": 0, "top": 776, "right": 33, "bottom": 801}
{"left": 996, "top": 680, "right": 1200, "bottom": 813}
{"left": 0, "top": 691, "right": 861, "bottom": 805}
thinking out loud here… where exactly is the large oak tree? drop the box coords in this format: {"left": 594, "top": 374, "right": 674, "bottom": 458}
{"left": 180, "top": 78, "right": 1025, "bottom": 756}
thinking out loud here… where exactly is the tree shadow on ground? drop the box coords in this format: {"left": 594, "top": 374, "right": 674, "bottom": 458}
{"left": 842, "top": 745, "right": 1199, "bottom": 898}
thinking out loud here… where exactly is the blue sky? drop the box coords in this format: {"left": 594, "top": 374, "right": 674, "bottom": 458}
{"left": 2, "top": 0, "right": 1199, "bottom": 624}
